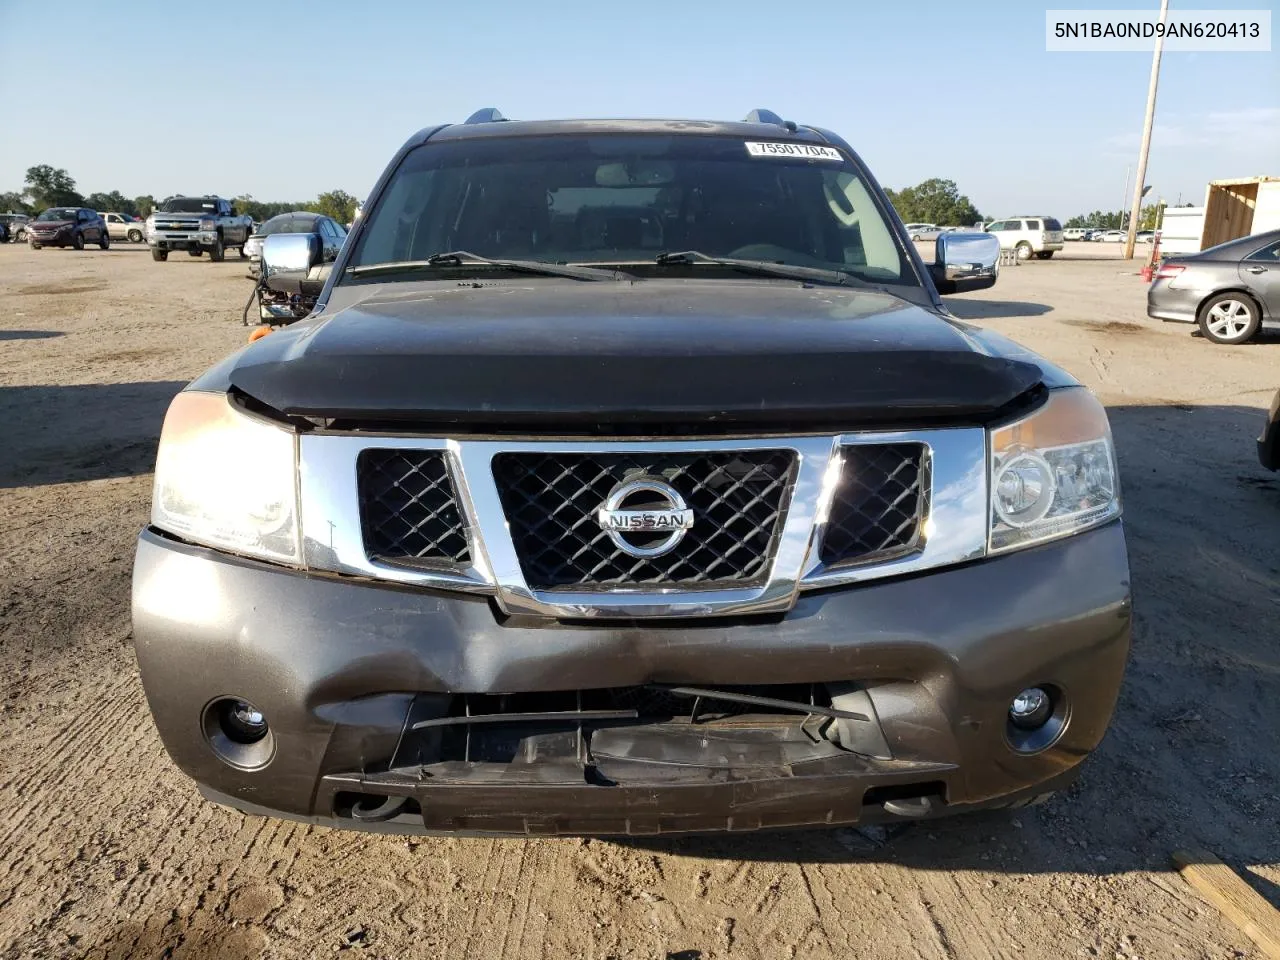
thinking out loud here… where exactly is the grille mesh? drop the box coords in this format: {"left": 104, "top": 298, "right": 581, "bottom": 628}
{"left": 492, "top": 451, "right": 797, "bottom": 589}
{"left": 357, "top": 450, "right": 471, "bottom": 567}
{"left": 820, "top": 443, "right": 930, "bottom": 566}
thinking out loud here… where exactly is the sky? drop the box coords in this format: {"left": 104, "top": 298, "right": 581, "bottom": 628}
{"left": 0, "top": 0, "right": 1275, "bottom": 219}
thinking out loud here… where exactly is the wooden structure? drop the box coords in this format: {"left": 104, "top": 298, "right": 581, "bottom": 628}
{"left": 1200, "top": 176, "right": 1280, "bottom": 249}
{"left": 1173, "top": 847, "right": 1280, "bottom": 959}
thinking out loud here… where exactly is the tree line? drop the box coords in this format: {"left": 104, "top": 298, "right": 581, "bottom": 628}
{"left": 1064, "top": 202, "right": 1184, "bottom": 232}
{"left": 3, "top": 166, "right": 360, "bottom": 225}
{"left": 883, "top": 178, "right": 985, "bottom": 227}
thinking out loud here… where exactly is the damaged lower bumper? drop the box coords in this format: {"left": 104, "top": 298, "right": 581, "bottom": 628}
{"left": 132, "top": 523, "right": 1131, "bottom": 836}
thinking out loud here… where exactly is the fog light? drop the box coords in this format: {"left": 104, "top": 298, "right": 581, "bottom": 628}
{"left": 219, "top": 699, "right": 268, "bottom": 744}
{"left": 1009, "top": 687, "right": 1052, "bottom": 730}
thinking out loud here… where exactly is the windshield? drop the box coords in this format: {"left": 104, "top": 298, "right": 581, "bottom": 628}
{"left": 159, "top": 197, "right": 217, "bottom": 213}
{"left": 258, "top": 215, "right": 318, "bottom": 236}
{"left": 38, "top": 208, "right": 77, "bottom": 221}
{"left": 349, "top": 134, "right": 915, "bottom": 286}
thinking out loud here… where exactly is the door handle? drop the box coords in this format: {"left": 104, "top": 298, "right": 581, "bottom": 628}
{"left": 1245, "top": 266, "right": 1267, "bottom": 274}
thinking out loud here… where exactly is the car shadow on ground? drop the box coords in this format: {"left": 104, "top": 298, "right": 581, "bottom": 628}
{"left": 618, "top": 404, "right": 1278, "bottom": 895}
{"left": 0, "top": 381, "right": 186, "bottom": 488}
{"left": 944, "top": 298, "right": 1053, "bottom": 320}
{"left": 0, "top": 329, "right": 64, "bottom": 340}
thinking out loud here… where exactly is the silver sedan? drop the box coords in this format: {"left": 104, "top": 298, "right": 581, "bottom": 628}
{"left": 1147, "top": 228, "right": 1280, "bottom": 344}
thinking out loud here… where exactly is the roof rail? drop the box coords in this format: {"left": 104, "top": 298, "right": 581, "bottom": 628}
{"left": 743, "top": 109, "right": 797, "bottom": 132}
{"left": 464, "top": 108, "right": 507, "bottom": 124}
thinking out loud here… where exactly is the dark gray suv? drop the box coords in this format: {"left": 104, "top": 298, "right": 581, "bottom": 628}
{"left": 133, "top": 110, "right": 1130, "bottom": 836}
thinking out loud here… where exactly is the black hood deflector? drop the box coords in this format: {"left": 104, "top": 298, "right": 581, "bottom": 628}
{"left": 228, "top": 281, "right": 1044, "bottom": 430}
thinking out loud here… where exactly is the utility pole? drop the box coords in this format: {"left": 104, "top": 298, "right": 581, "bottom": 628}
{"left": 1125, "top": 0, "right": 1171, "bottom": 259}
{"left": 1120, "top": 164, "right": 1132, "bottom": 229}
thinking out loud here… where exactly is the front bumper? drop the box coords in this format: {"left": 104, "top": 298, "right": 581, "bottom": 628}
{"left": 150, "top": 231, "right": 216, "bottom": 250}
{"left": 133, "top": 522, "right": 1132, "bottom": 836}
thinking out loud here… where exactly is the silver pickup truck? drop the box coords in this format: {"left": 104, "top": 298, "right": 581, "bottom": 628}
{"left": 145, "top": 196, "right": 253, "bottom": 262}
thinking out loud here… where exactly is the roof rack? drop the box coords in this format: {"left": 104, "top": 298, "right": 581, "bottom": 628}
{"left": 743, "top": 109, "right": 797, "bottom": 132}
{"left": 464, "top": 108, "right": 508, "bottom": 125}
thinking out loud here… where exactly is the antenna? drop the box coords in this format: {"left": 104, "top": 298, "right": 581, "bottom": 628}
{"left": 743, "top": 109, "right": 796, "bottom": 131}
{"left": 464, "top": 108, "right": 507, "bottom": 124}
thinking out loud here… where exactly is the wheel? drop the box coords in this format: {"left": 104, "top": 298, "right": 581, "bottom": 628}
{"left": 127, "top": 229, "right": 142, "bottom": 243}
{"left": 151, "top": 248, "right": 168, "bottom": 262}
{"left": 208, "top": 235, "right": 225, "bottom": 262}
{"left": 30, "top": 242, "right": 42, "bottom": 250}
{"left": 98, "top": 231, "right": 110, "bottom": 250}
{"left": 1197, "top": 293, "right": 1260, "bottom": 344}
{"left": 237, "top": 242, "right": 248, "bottom": 260}
{"left": 72, "top": 231, "right": 84, "bottom": 250}
{"left": 1015, "top": 241, "right": 1033, "bottom": 261}
{"left": 1035, "top": 251, "right": 1053, "bottom": 260}
{"left": 911, "top": 233, "right": 921, "bottom": 241}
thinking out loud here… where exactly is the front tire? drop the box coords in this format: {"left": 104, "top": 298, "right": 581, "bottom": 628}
{"left": 1015, "top": 241, "right": 1032, "bottom": 261}
{"left": 31, "top": 242, "right": 42, "bottom": 250}
{"left": 72, "top": 231, "right": 84, "bottom": 251}
{"left": 1198, "top": 293, "right": 1260, "bottom": 344}
{"left": 1035, "top": 251, "right": 1053, "bottom": 260}
{"left": 151, "top": 248, "right": 168, "bottom": 262}
{"left": 128, "top": 229, "right": 143, "bottom": 243}
{"left": 208, "top": 234, "right": 225, "bottom": 262}
{"left": 98, "top": 231, "right": 110, "bottom": 250}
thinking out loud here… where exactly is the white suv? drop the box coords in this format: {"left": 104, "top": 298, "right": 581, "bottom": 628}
{"left": 985, "top": 216, "right": 1065, "bottom": 260}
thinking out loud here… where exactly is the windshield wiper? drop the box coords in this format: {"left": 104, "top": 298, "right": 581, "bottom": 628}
{"left": 348, "top": 250, "right": 621, "bottom": 282}
{"left": 653, "top": 250, "right": 871, "bottom": 288}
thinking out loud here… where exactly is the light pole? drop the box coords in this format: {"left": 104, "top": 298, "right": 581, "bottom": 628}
{"left": 1125, "top": 0, "right": 1171, "bottom": 259}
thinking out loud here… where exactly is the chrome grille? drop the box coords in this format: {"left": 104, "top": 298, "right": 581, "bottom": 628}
{"left": 821, "top": 443, "right": 930, "bottom": 567}
{"left": 357, "top": 450, "right": 471, "bottom": 567}
{"left": 492, "top": 451, "right": 797, "bottom": 589}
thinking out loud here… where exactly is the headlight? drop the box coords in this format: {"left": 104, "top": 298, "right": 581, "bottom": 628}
{"left": 199, "top": 218, "right": 216, "bottom": 231}
{"left": 988, "top": 388, "right": 1119, "bottom": 553}
{"left": 152, "top": 392, "right": 300, "bottom": 564}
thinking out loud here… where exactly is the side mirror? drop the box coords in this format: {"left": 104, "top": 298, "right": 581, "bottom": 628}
{"left": 262, "top": 233, "right": 322, "bottom": 295}
{"left": 930, "top": 232, "right": 1000, "bottom": 294}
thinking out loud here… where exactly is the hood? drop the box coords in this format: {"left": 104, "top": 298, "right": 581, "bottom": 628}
{"left": 30, "top": 218, "right": 72, "bottom": 230}
{"left": 227, "top": 280, "right": 1045, "bottom": 430}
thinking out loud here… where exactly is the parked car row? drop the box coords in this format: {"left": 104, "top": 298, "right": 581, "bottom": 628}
{"left": 2, "top": 209, "right": 149, "bottom": 248}
{"left": 1061, "top": 228, "right": 1157, "bottom": 243}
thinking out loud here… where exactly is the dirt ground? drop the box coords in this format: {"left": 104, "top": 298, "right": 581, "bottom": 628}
{"left": 0, "top": 241, "right": 1277, "bottom": 960}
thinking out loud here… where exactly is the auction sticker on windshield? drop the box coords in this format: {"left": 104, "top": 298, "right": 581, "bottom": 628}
{"left": 745, "top": 142, "right": 843, "bottom": 161}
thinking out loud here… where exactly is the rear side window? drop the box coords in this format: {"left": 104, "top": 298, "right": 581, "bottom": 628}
{"left": 1025, "top": 219, "right": 1040, "bottom": 230}
{"left": 1245, "top": 240, "right": 1280, "bottom": 262}
{"left": 1044, "top": 218, "right": 1062, "bottom": 231}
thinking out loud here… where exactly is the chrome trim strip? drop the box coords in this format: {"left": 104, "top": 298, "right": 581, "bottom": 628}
{"left": 798, "top": 428, "right": 988, "bottom": 588}
{"left": 296, "top": 429, "right": 990, "bottom": 618}
{"left": 297, "top": 434, "right": 494, "bottom": 593}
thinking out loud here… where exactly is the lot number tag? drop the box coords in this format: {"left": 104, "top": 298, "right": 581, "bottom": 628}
{"left": 745, "top": 142, "right": 843, "bottom": 161}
